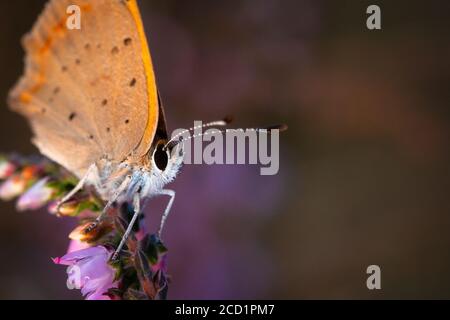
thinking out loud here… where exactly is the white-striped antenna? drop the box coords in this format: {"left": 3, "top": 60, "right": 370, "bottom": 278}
{"left": 163, "top": 116, "right": 233, "bottom": 151}
{"left": 165, "top": 123, "right": 288, "bottom": 150}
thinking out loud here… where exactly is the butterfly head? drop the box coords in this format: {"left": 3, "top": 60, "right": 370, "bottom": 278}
{"left": 148, "top": 140, "right": 184, "bottom": 185}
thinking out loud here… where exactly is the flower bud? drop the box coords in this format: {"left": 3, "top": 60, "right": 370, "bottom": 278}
{"left": 16, "top": 177, "right": 55, "bottom": 211}
{"left": 69, "top": 221, "right": 112, "bottom": 243}
{"left": 0, "top": 159, "right": 16, "bottom": 179}
{"left": 0, "top": 176, "right": 27, "bottom": 201}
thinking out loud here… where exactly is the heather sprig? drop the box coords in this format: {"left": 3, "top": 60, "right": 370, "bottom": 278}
{"left": 0, "top": 153, "right": 169, "bottom": 300}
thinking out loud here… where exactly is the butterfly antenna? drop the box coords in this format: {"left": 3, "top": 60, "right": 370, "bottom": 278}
{"left": 166, "top": 123, "right": 288, "bottom": 150}
{"left": 163, "top": 116, "right": 233, "bottom": 151}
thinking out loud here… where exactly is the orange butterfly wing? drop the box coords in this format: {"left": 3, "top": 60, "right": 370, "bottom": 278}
{"left": 8, "top": 0, "right": 160, "bottom": 178}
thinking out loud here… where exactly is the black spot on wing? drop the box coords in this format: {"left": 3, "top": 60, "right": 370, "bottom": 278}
{"left": 124, "top": 38, "right": 132, "bottom": 46}
{"left": 69, "top": 112, "right": 76, "bottom": 121}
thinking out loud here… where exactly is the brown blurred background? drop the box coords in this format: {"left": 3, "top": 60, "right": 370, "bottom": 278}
{"left": 0, "top": 0, "right": 449, "bottom": 299}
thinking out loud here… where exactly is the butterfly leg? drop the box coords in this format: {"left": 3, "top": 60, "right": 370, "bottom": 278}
{"left": 84, "top": 174, "right": 132, "bottom": 233}
{"left": 112, "top": 192, "right": 141, "bottom": 261}
{"left": 157, "top": 189, "right": 176, "bottom": 238}
{"left": 56, "top": 163, "right": 98, "bottom": 212}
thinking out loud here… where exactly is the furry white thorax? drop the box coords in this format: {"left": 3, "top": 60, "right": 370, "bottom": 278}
{"left": 88, "top": 145, "right": 184, "bottom": 204}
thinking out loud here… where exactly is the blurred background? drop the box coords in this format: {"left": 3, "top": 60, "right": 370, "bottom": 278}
{"left": 0, "top": 0, "right": 449, "bottom": 299}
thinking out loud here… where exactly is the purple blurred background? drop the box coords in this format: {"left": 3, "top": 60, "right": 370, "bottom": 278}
{"left": 0, "top": 0, "right": 449, "bottom": 299}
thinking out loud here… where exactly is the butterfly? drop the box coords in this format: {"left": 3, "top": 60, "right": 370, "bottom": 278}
{"left": 8, "top": 0, "right": 230, "bottom": 259}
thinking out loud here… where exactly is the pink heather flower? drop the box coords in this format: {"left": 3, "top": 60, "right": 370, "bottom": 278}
{"left": 16, "top": 177, "right": 54, "bottom": 211}
{"left": 0, "top": 159, "right": 16, "bottom": 179}
{"left": 53, "top": 246, "right": 118, "bottom": 300}
{"left": 0, "top": 175, "right": 27, "bottom": 201}
{"left": 67, "top": 239, "right": 90, "bottom": 254}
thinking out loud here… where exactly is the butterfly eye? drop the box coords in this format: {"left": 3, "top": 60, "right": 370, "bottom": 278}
{"left": 153, "top": 143, "right": 169, "bottom": 171}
